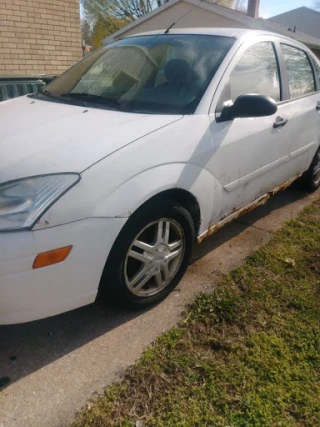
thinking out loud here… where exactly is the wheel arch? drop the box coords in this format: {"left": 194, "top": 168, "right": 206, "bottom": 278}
{"left": 130, "top": 188, "right": 201, "bottom": 238}
{"left": 97, "top": 191, "right": 197, "bottom": 305}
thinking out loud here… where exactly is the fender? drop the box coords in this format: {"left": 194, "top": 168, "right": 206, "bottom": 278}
{"left": 36, "top": 163, "right": 222, "bottom": 237}
{"left": 92, "top": 163, "right": 222, "bottom": 236}
{"left": 34, "top": 113, "right": 219, "bottom": 231}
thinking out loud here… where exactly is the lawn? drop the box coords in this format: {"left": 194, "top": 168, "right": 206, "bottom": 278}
{"left": 72, "top": 198, "right": 320, "bottom": 427}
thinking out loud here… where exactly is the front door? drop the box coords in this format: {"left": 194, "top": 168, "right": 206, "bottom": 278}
{"left": 207, "top": 39, "right": 294, "bottom": 222}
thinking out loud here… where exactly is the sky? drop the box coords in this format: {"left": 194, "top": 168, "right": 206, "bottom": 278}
{"left": 259, "top": 0, "right": 315, "bottom": 18}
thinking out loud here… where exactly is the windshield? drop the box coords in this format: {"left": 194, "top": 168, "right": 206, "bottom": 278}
{"left": 45, "top": 34, "right": 235, "bottom": 114}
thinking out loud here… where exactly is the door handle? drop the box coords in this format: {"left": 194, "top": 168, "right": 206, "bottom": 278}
{"left": 273, "top": 116, "right": 288, "bottom": 128}
{"left": 316, "top": 102, "right": 320, "bottom": 111}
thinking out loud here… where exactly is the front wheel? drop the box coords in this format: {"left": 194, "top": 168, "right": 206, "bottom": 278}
{"left": 99, "top": 200, "right": 195, "bottom": 308}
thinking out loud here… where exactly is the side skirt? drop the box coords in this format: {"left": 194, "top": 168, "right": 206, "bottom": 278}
{"left": 197, "top": 173, "right": 302, "bottom": 244}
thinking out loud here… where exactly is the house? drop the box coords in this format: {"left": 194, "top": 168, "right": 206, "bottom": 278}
{"left": 103, "top": 0, "right": 320, "bottom": 59}
{"left": 0, "top": 0, "right": 82, "bottom": 76}
{"left": 269, "top": 7, "right": 320, "bottom": 41}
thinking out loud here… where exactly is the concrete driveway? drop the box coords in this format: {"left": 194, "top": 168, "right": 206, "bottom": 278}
{"left": 0, "top": 186, "right": 319, "bottom": 427}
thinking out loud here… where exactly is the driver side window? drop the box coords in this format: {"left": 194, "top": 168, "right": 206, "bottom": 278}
{"left": 216, "top": 42, "right": 281, "bottom": 116}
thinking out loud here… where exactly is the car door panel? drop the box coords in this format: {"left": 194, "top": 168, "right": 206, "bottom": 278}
{"left": 206, "top": 38, "right": 294, "bottom": 221}
{"left": 280, "top": 44, "right": 320, "bottom": 175}
{"left": 287, "top": 95, "right": 320, "bottom": 171}
{"left": 208, "top": 102, "right": 293, "bottom": 220}
{"left": 223, "top": 152, "right": 288, "bottom": 193}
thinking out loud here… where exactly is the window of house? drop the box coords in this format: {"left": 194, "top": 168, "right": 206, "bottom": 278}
{"left": 281, "top": 44, "right": 315, "bottom": 98}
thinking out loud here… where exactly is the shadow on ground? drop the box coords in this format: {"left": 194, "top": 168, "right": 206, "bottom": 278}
{"left": 0, "top": 185, "right": 310, "bottom": 390}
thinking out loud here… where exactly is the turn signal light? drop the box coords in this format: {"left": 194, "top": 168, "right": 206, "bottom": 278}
{"left": 33, "top": 246, "right": 72, "bottom": 269}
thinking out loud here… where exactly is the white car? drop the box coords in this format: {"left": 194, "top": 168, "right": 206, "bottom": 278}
{"left": 1, "top": 28, "right": 320, "bottom": 324}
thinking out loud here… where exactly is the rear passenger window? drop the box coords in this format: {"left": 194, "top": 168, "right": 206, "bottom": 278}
{"left": 281, "top": 44, "right": 315, "bottom": 98}
{"left": 310, "top": 55, "right": 320, "bottom": 89}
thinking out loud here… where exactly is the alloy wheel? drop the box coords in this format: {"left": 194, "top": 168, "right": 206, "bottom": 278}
{"left": 313, "top": 151, "right": 320, "bottom": 186}
{"left": 124, "top": 219, "right": 185, "bottom": 297}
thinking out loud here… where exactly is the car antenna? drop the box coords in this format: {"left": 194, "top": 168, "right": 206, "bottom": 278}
{"left": 164, "top": 22, "right": 176, "bottom": 34}
{"left": 164, "top": 5, "right": 196, "bottom": 34}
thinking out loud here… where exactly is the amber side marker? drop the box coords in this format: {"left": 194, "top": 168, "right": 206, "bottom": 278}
{"left": 33, "top": 246, "right": 72, "bottom": 269}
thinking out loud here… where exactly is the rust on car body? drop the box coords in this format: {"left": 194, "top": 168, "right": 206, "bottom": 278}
{"left": 271, "top": 174, "right": 301, "bottom": 195}
{"left": 197, "top": 173, "right": 302, "bottom": 244}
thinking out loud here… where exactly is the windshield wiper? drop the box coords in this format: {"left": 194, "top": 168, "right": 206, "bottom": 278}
{"left": 39, "top": 89, "right": 54, "bottom": 97}
{"left": 60, "top": 92, "right": 124, "bottom": 110}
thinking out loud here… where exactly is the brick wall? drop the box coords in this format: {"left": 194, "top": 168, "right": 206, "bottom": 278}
{"left": 0, "top": 0, "right": 82, "bottom": 76}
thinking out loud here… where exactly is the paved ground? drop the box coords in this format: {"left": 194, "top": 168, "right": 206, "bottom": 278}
{"left": 0, "top": 186, "right": 319, "bottom": 427}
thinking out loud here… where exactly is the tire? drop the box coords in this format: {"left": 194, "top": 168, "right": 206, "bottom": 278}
{"left": 300, "top": 148, "right": 320, "bottom": 192}
{"left": 99, "top": 199, "right": 195, "bottom": 308}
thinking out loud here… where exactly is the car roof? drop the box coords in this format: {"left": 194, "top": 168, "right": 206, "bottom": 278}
{"left": 131, "top": 27, "right": 246, "bottom": 38}
{"left": 124, "top": 27, "right": 312, "bottom": 51}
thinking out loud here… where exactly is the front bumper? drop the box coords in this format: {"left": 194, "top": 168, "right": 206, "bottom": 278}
{"left": 0, "top": 217, "right": 127, "bottom": 325}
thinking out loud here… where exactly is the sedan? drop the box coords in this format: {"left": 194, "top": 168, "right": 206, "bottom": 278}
{"left": 1, "top": 28, "right": 319, "bottom": 324}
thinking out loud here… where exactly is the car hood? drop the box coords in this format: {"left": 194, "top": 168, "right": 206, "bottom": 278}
{"left": 0, "top": 96, "right": 182, "bottom": 183}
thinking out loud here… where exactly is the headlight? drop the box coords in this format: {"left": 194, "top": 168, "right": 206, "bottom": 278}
{"left": 0, "top": 173, "right": 80, "bottom": 231}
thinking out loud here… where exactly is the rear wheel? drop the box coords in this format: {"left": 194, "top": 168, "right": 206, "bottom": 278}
{"left": 300, "top": 148, "right": 320, "bottom": 191}
{"left": 99, "top": 200, "right": 195, "bottom": 308}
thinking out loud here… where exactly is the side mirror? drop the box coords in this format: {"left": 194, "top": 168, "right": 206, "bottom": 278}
{"left": 217, "top": 94, "right": 277, "bottom": 123}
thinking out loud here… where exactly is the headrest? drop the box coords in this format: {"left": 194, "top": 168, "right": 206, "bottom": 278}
{"left": 164, "top": 59, "right": 191, "bottom": 83}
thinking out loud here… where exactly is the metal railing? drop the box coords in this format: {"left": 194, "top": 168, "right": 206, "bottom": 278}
{"left": 0, "top": 75, "right": 56, "bottom": 102}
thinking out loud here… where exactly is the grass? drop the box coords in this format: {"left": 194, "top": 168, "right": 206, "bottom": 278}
{"left": 72, "top": 199, "right": 320, "bottom": 427}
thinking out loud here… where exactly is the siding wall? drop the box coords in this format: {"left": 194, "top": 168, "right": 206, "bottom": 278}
{"left": 121, "top": 2, "right": 247, "bottom": 38}
{"left": 269, "top": 8, "right": 320, "bottom": 41}
{"left": 0, "top": 0, "right": 82, "bottom": 75}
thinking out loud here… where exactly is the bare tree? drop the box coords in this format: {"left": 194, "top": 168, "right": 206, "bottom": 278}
{"left": 81, "top": 19, "right": 92, "bottom": 45}
{"left": 81, "top": 0, "right": 169, "bottom": 22}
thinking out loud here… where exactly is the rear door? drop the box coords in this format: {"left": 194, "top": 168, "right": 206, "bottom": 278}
{"left": 279, "top": 43, "right": 320, "bottom": 177}
{"left": 207, "top": 36, "right": 294, "bottom": 222}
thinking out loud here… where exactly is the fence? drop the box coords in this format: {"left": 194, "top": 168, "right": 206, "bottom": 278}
{"left": 0, "top": 75, "right": 56, "bottom": 102}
